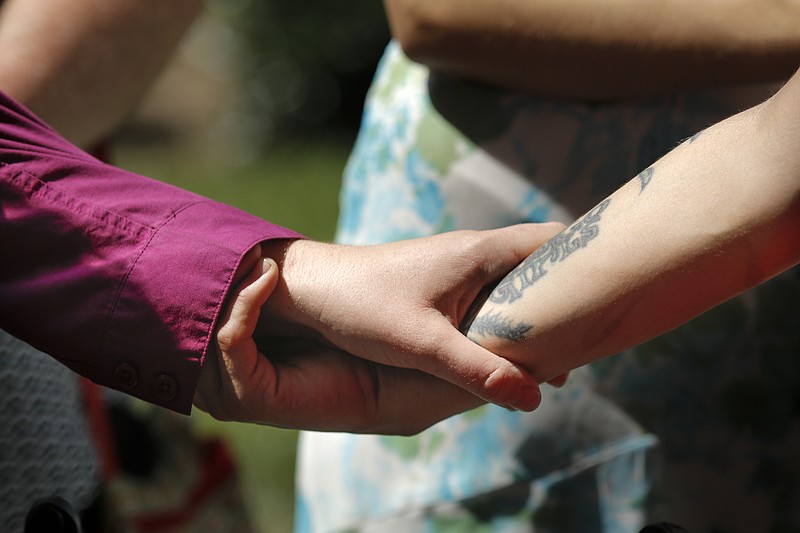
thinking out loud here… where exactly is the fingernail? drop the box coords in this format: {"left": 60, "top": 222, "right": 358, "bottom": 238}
{"left": 260, "top": 258, "right": 275, "bottom": 276}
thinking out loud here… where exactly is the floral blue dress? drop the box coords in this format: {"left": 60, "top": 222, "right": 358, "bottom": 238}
{"left": 295, "top": 42, "right": 800, "bottom": 532}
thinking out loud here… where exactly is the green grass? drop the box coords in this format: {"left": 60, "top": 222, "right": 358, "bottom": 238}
{"left": 115, "top": 138, "right": 351, "bottom": 533}
{"left": 114, "top": 140, "right": 349, "bottom": 242}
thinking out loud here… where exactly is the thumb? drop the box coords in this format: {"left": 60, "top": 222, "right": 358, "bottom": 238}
{"left": 217, "top": 257, "right": 280, "bottom": 353}
{"left": 195, "top": 257, "right": 280, "bottom": 417}
{"left": 460, "top": 222, "right": 565, "bottom": 333}
{"left": 483, "top": 222, "right": 565, "bottom": 278}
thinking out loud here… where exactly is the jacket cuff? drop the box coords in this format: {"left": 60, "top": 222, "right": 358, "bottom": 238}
{"left": 97, "top": 200, "right": 301, "bottom": 414}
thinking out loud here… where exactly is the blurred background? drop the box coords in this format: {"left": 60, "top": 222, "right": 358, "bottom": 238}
{"left": 112, "top": 1, "right": 391, "bottom": 531}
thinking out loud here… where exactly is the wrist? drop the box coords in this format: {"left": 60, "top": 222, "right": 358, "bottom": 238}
{"left": 258, "top": 238, "right": 320, "bottom": 335}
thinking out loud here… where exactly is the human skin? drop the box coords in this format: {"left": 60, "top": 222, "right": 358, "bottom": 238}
{"left": 465, "top": 69, "right": 800, "bottom": 384}
{"left": 195, "top": 223, "right": 565, "bottom": 434}
{"left": 383, "top": 0, "right": 800, "bottom": 99}
{"left": 0, "top": 0, "right": 564, "bottom": 433}
{"left": 0, "top": 0, "right": 202, "bottom": 147}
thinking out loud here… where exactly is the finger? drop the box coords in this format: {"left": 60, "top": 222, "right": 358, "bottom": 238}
{"left": 547, "top": 372, "right": 570, "bottom": 388}
{"left": 459, "top": 222, "right": 566, "bottom": 332}
{"left": 261, "top": 347, "right": 483, "bottom": 434}
{"left": 195, "top": 249, "right": 266, "bottom": 410}
{"left": 368, "top": 368, "right": 484, "bottom": 434}
{"left": 482, "top": 222, "right": 565, "bottom": 277}
{"left": 217, "top": 258, "right": 279, "bottom": 353}
{"left": 216, "top": 258, "right": 279, "bottom": 403}
{"left": 418, "top": 322, "right": 542, "bottom": 412}
{"left": 220, "top": 259, "right": 281, "bottom": 418}
{"left": 197, "top": 258, "right": 280, "bottom": 417}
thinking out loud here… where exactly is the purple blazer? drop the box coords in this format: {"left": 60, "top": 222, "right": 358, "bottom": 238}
{"left": 0, "top": 91, "right": 302, "bottom": 413}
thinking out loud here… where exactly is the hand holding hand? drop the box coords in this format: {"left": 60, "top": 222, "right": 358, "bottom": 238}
{"left": 193, "top": 245, "right": 483, "bottom": 434}
{"left": 196, "top": 223, "right": 565, "bottom": 433}
{"left": 260, "top": 223, "right": 565, "bottom": 412}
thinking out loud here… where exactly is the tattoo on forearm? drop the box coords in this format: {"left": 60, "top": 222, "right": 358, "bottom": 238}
{"left": 488, "top": 198, "right": 611, "bottom": 305}
{"left": 467, "top": 311, "right": 532, "bottom": 343}
{"left": 638, "top": 166, "right": 655, "bottom": 192}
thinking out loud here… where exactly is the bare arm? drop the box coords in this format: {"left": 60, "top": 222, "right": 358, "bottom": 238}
{"left": 0, "top": 0, "right": 202, "bottom": 147}
{"left": 384, "top": 0, "right": 800, "bottom": 98}
{"left": 465, "top": 69, "right": 800, "bottom": 382}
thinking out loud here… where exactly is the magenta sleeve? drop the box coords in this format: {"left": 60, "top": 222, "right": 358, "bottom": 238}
{"left": 0, "top": 91, "right": 303, "bottom": 413}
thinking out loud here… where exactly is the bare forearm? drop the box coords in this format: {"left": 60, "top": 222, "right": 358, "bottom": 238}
{"left": 385, "top": 0, "right": 800, "bottom": 98}
{"left": 0, "top": 0, "right": 202, "bottom": 147}
{"left": 467, "top": 70, "right": 800, "bottom": 382}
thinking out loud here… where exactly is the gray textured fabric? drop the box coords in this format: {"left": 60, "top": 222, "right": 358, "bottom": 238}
{"left": 0, "top": 330, "right": 101, "bottom": 531}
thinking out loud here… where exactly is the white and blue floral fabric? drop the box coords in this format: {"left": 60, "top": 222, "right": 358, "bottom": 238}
{"left": 296, "top": 43, "right": 800, "bottom": 533}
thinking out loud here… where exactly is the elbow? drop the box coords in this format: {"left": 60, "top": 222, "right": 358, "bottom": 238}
{"left": 384, "top": 0, "right": 456, "bottom": 66}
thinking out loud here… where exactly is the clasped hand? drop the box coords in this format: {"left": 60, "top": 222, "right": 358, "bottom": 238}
{"left": 194, "top": 223, "right": 564, "bottom": 434}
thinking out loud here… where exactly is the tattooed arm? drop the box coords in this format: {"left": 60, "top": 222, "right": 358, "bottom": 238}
{"left": 384, "top": 0, "right": 800, "bottom": 99}
{"left": 465, "top": 69, "right": 800, "bottom": 383}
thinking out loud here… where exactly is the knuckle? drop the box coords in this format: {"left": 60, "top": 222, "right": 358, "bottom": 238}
{"left": 479, "top": 365, "right": 517, "bottom": 405}
{"left": 216, "top": 323, "right": 247, "bottom": 349}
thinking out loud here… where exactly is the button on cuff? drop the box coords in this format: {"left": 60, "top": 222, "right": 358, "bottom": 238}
{"left": 113, "top": 363, "right": 138, "bottom": 389}
{"left": 154, "top": 374, "right": 179, "bottom": 402}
